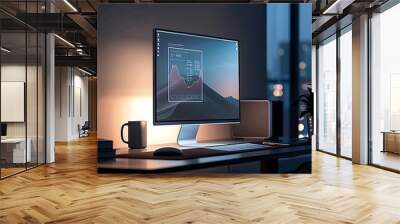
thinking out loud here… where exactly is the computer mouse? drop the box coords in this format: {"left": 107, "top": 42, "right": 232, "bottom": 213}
{"left": 153, "top": 147, "right": 183, "bottom": 156}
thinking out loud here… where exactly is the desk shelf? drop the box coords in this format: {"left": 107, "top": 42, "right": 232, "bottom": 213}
{"left": 97, "top": 140, "right": 311, "bottom": 174}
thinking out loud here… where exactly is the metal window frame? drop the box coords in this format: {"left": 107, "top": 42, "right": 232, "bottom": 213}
{"left": 0, "top": 0, "right": 47, "bottom": 180}
{"left": 315, "top": 23, "right": 353, "bottom": 161}
{"left": 367, "top": 0, "right": 400, "bottom": 172}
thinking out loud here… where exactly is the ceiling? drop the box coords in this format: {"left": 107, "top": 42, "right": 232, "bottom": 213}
{"left": 0, "top": 0, "right": 393, "bottom": 74}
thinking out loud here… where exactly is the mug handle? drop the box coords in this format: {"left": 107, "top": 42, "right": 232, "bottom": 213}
{"left": 121, "top": 123, "right": 129, "bottom": 144}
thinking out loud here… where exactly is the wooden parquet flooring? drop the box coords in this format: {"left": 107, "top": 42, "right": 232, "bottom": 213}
{"left": 1, "top": 136, "right": 400, "bottom": 224}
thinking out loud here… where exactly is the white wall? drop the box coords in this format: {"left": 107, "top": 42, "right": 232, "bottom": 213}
{"left": 1, "top": 65, "right": 35, "bottom": 138}
{"left": 72, "top": 73, "right": 89, "bottom": 138}
{"left": 1, "top": 63, "right": 46, "bottom": 164}
{"left": 55, "top": 67, "right": 89, "bottom": 141}
{"left": 1, "top": 82, "right": 25, "bottom": 122}
{"left": 55, "top": 67, "right": 69, "bottom": 141}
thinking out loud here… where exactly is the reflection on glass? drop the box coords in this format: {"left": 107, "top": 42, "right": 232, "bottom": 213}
{"left": 267, "top": 4, "right": 312, "bottom": 140}
{"left": 340, "top": 29, "right": 352, "bottom": 158}
{"left": 0, "top": 0, "right": 46, "bottom": 178}
{"left": 38, "top": 33, "right": 46, "bottom": 165}
{"left": 371, "top": 4, "right": 400, "bottom": 171}
{"left": 317, "top": 37, "right": 337, "bottom": 154}
{"left": 27, "top": 31, "right": 38, "bottom": 169}
{"left": 1, "top": 32, "right": 28, "bottom": 177}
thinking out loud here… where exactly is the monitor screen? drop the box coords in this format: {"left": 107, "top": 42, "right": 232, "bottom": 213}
{"left": 154, "top": 29, "right": 240, "bottom": 125}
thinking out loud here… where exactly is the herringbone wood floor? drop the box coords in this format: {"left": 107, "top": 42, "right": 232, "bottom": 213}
{"left": 1, "top": 136, "right": 400, "bottom": 224}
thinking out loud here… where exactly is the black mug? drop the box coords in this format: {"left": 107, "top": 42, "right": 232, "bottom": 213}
{"left": 121, "top": 121, "right": 147, "bottom": 149}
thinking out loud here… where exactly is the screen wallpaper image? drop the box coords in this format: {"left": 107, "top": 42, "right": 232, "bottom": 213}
{"left": 155, "top": 30, "right": 240, "bottom": 123}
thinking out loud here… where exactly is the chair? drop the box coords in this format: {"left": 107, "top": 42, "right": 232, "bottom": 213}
{"left": 79, "top": 121, "right": 90, "bottom": 138}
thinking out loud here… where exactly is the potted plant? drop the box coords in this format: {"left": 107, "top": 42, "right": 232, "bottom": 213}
{"left": 298, "top": 83, "right": 314, "bottom": 138}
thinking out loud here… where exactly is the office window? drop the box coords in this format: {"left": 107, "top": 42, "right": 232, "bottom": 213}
{"left": 27, "top": 31, "right": 39, "bottom": 170}
{"left": 339, "top": 28, "right": 352, "bottom": 158}
{"left": 312, "top": 45, "right": 317, "bottom": 150}
{"left": 317, "top": 36, "right": 337, "bottom": 154}
{"left": 0, "top": 2, "right": 46, "bottom": 179}
{"left": 1, "top": 31, "right": 28, "bottom": 178}
{"left": 38, "top": 33, "right": 46, "bottom": 165}
{"left": 370, "top": 3, "right": 400, "bottom": 171}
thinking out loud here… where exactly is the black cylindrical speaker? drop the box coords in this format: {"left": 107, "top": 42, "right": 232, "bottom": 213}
{"left": 121, "top": 121, "right": 147, "bottom": 149}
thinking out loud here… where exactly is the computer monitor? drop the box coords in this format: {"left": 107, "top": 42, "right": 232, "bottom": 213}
{"left": 154, "top": 29, "right": 240, "bottom": 146}
{"left": 1, "top": 123, "right": 7, "bottom": 138}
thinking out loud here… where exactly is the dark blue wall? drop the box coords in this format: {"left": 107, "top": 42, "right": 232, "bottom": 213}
{"left": 266, "top": 4, "right": 312, "bottom": 140}
{"left": 98, "top": 3, "right": 312, "bottom": 140}
{"left": 98, "top": 3, "right": 267, "bottom": 100}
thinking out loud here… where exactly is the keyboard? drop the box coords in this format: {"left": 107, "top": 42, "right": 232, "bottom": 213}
{"left": 209, "top": 143, "right": 264, "bottom": 152}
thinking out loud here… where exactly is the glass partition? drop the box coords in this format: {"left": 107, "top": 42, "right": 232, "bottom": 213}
{"left": 0, "top": 1, "right": 46, "bottom": 179}
{"left": 27, "top": 31, "right": 38, "bottom": 169}
{"left": 317, "top": 35, "right": 337, "bottom": 154}
{"left": 370, "top": 3, "right": 400, "bottom": 171}
{"left": 38, "top": 32, "right": 45, "bottom": 165}
{"left": 1, "top": 30, "right": 28, "bottom": 177}
{"left": 339, "top": 27, "right": 352, "bottom": 158}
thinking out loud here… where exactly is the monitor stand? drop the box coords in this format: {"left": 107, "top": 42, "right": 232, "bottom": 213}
{"left": 177, "top": 124, "right": 228, "bottom": 147}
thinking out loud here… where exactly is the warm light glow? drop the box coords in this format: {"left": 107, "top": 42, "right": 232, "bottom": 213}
{"left": 63, "top": 0, "right": 78, "bottom": 12}
{"left": 299, "top": 61, "right": 307, "bottom": 70}
{"left": 273, "top": 84, "right": 284, "bottom": 97}
{"left": 298, "top": 123, "right": 305, "bottom": 132}
{"left": 128, "top": 96, "right": 180, "bottom": 145}
{"left": 97, "top": 42, "right": 232, "bottom": 148}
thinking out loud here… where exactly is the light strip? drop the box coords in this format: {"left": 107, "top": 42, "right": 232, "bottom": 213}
{"left": 322, "top": 0, "right": 355, "bottom": 15}
{"left": 77, "top": 67, "right": 93, "bottom": 76}
{"left": 1, "top": 47, "right": 11, "bottom": 53}
{"left": 63, "top": 0, "right": 78, "bottom": 12}
{"left": 322, "top": 0, "right": 343, "bottom": 14}
{"left": 54, "top": 34, "right": 75, "bottom": 48}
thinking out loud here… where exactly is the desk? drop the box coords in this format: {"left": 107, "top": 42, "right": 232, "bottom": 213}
{"left": 1, "top": 138, "right": 32, "bottom": 164}
{"left": 97, "top": 140, "right": 311, "bottom": 174}
{"left": 382, "top": 131, "right": 400, "bottom": 154}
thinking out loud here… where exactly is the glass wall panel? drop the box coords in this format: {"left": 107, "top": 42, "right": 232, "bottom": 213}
{"left": 38, "top": 32, "right": 45, "bottom": 165}
{"left": 1, "top": 31, "right": 28, "bottom": 177}
{"left": 317, "top": 36, "right": 337, "bottom": 154}
{"left": 27, "top": 0, "right": 39, "bottom": 169}
{"left": 312, "top": 45, "right": 317, "bottom": 150}
{"left": 0, "top": 1, "right": 46, "bottom": 178}
{"left": 339, "top": 28, "right": 352, "bottom": 158}
{"left": 371, "top": 3, "right": 400, "bottom": 171}
{"left": 27, "top": 31, "right": 38, "bottom": 169}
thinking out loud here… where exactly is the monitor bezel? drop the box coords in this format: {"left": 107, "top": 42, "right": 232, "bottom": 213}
{"left": 153, "top": 28, "right": 241, "bottom": 126}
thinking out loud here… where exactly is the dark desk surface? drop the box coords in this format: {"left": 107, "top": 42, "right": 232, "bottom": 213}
{"left": 97, "top": 139, "right": 311, "bottom": 173}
